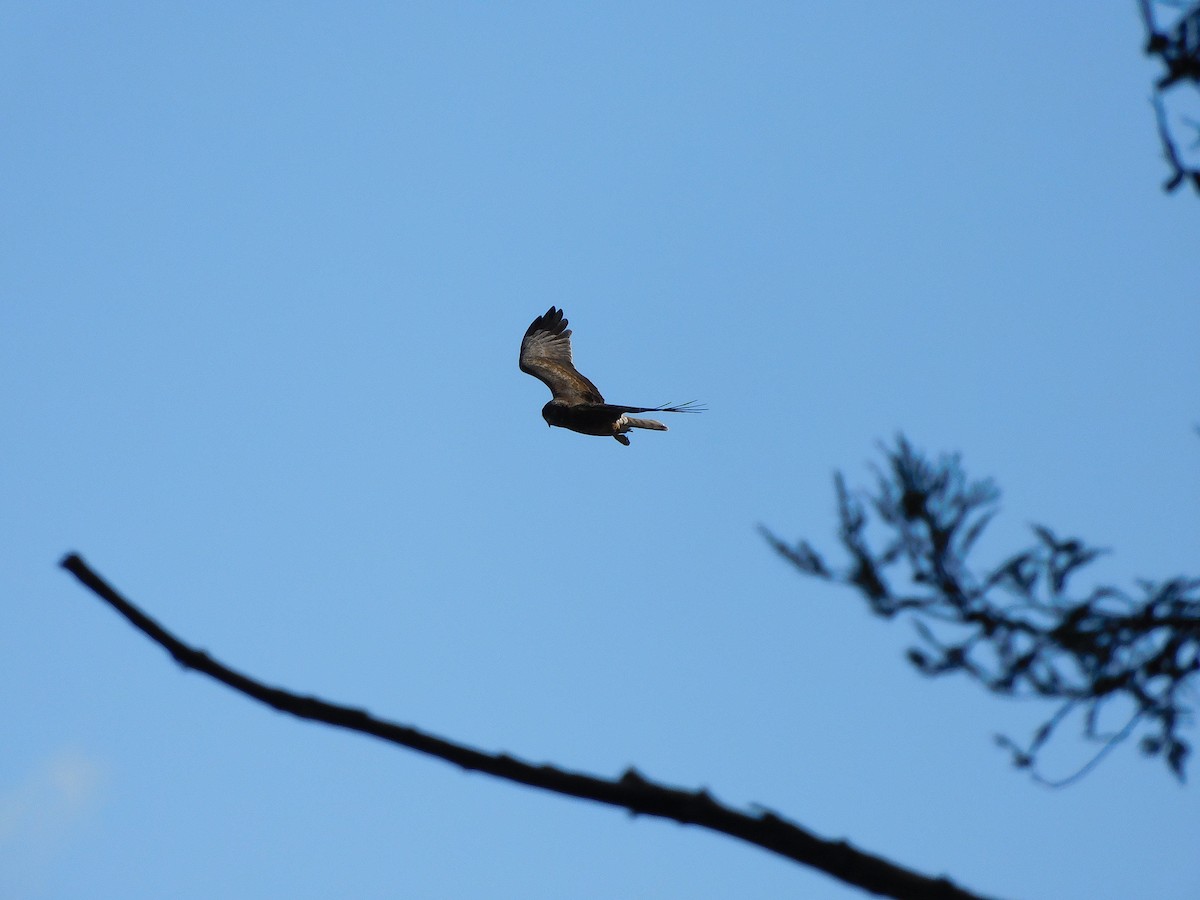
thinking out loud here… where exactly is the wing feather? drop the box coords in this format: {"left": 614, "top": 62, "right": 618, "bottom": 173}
{"left": 519, "top": 307, "right": 605, "bottom": 404}
{"left": 607, "top": 400, "right": 706, "bottom": 415}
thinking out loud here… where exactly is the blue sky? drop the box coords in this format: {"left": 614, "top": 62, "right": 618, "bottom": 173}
{"left": 4, "top": 4, "right": 1198, "bottom": 898}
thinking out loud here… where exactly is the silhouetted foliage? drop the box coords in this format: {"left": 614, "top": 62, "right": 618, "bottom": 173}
{"left": 761, "top": 437, "right": 1200, "bottom": 786}
{"left": 1139, "top": 0, "right": 1200, "bottom": 192}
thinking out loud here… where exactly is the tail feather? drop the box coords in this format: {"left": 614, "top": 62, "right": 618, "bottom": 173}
{"left": 612, "top": 413, "right": 667, "bottom": 445}
{"left": 624, "top": 416, "right": 668, "bottom": 432}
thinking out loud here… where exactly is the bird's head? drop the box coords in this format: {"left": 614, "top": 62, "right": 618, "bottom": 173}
{"left": 541, "top": 400, "right": 561, "bottom": 428}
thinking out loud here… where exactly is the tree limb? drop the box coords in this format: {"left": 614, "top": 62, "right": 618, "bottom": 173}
{"left": 761, "top": 437, "right": 1200, "bottom": 785}
{"left": 59, "top": 553, "right": 995, "bottom": 900}
{"left": 1139, "top": 0, "right": 1200, "bottom": 193}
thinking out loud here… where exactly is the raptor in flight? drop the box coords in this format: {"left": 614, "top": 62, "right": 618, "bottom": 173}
{"left": 519, "top": 306, "right": 702, "bottom": 445}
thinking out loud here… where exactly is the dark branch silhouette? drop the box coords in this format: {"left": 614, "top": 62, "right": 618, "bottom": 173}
{"left": 1139, "top": 0, "right": 1200, "bottom": 192}
{"left": 60, "top": 553, "right": 993, "bottom": 900}
{"left": 761, "top": 437, "right": 1199, "bottom": 786}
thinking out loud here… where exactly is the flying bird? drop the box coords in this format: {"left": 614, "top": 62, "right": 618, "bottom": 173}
{"left": 519, "top": 306, "right": 703, "bottom": 445}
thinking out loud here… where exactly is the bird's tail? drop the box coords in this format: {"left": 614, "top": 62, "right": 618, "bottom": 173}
{"left": 612, "top": 414, "right": 668, "bottom": 445}
{"left": 623, "top": 416, "right": 668, "bottom": 432}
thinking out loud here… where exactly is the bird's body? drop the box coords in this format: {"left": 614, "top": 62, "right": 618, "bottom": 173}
{"left": 518, "top": 306, "right": 702, "bottom": 445}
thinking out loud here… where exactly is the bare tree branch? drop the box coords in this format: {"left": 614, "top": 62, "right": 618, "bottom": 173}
{"left": 762, "top": 437, "right": 1200, "bottom": 785}
{"left": 59, "top": 553, "right": 995, "bottom": 900}
{"left": 1139, "top": 0, "right": 1200, "bottom": 192}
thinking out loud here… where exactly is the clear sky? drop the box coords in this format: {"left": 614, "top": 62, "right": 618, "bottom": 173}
{"left": 4, "top": 4, "right": 1198, "bottom": 898}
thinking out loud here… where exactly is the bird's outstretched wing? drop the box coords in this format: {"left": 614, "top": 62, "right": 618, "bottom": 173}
{"left": 607, "top": 400, "right": 706, "bottom": 415}
{"left": 519, "top": 307, "right": 606, "bottom": 404}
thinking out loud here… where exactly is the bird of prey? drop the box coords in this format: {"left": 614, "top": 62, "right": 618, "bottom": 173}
{"left": 519, "top": 306, "right": 703, "bottom": 445}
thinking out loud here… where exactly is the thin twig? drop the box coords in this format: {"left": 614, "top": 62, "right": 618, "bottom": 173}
{"left": 1153, "top": 93, "right": 1189, "bottom": 192}
{"left": 762, "top": 436, "right": 1199, "bottom": 784}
